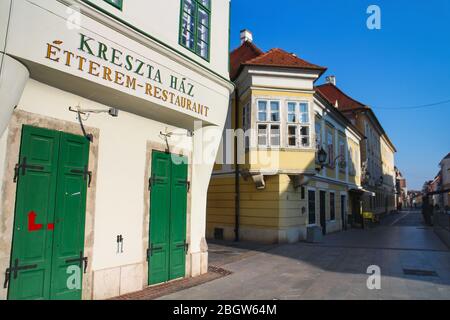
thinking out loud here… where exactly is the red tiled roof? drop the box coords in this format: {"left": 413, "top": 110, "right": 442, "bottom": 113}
{"left": 315, "top": 83, "right": 367, "bottom": 111}
{"left": 230, "top": 42, "right": 326, "bottom": 80}
{"left": 316, "top": 83, "right": 397, "bottom": 152}
{"left": 230, "top": 41, "right": 264, "bottom": 80}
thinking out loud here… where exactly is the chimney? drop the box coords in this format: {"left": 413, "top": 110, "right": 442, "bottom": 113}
{"left": 326, "top": 75, "right": 336, "bottom": 86}
{"left": 240, "top": 29, "right": 253, "bottom": 45}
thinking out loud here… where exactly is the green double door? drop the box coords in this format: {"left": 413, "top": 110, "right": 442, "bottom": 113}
{"left": 148, "top": 151, "right": 188, "bottom": 285}
{"left": 7, "top": 125, "right": 90, "bottom": 300}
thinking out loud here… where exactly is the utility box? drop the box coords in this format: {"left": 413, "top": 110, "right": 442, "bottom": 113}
{"left": 306, "top": 225, "right": 323, "bottom": 243}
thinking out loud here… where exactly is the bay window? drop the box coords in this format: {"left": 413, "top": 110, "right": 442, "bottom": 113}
{"left": 270, "top": 125, "right": 280, "bottom": 146}
{"left": 288, "top": 125, "right": 297, "bottom": 147}
{"left": 257, "top": 99, "right": 280, "bottom": 148}
{"left": 286, "top": 101, "right": 311, "bottom": 148}
{"left": 270, "top": 101, "right": 280, "bottom": 121}
{"left": 257, "top": 124, "right": 268, "bottom": 146}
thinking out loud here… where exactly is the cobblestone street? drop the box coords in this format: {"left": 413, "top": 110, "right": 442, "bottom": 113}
{"left": 157, "top": 210, "right": 450, "bottom": 300}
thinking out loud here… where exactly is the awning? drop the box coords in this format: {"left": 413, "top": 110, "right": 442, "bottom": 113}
{"left": 349, "top": 187, "right": 376, "bottom": 197}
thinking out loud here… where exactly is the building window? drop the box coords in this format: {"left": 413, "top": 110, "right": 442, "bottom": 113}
{"left": 270, "top": 101, "right": 280, "bottom": 121}
{"left": 270, "top": 125, "right": 280, "bottom": 147}
{"left": 287, "top": 102, "right": 296, "bottom": 122}
{"left": 103, "top": 0, "right": 123, "bottom": 9}
{"left": 287, "top": 125, "right": 297, "bottom": 147}
{"left": 299, "top": 102, "right": 309, "bottom": 123}
{"left": 180, "top": 0, "right": 211, "bottom": 60}
{"left": 348, "top": 145, "right": 356, "bottom": 175}
{"left": 330, "top": 192, "right": 336, "bottom": 220}
{"left": 301, "top": 187, "right": 305, "bottom": 200}
{"left": 326, "top": 128, "right": 334, "bottom": 167}
{"left": 257, "top": 100, "right": 280, "bottom": 148}
{"left": 338, "top": 136, "right": 346, "bottom": 172}
{"left": 257, "top": 124, "right": 268, "bottom": 147}
{"left": 285, "top": 101, "right": 311, "bottom": 148}
{"left": 308, "top": 190, "right": 316, "bottom": 224}
{"left": 300, "top": 126, "right": 310, "bottom": 147}
{"left": 243, "top": 104, "right": 250, "bottom": 149}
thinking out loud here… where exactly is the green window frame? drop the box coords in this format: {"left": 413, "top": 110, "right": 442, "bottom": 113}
{"left": 103, "top": 0, "right": 123, "bottom": 10}
{"left": 179, "top": 0, "right": 211, "bottom": 61}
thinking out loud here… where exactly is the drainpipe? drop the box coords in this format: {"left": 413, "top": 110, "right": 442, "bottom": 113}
{"left": 234, "top": 88, "right": 240, "bottom": 242}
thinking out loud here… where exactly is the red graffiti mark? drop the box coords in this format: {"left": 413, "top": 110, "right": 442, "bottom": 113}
{"left": 47, "top": 223, "right": 54, "bottom": 231}
{"left": 28, "top": 211, "right": 43, "bottom": 232}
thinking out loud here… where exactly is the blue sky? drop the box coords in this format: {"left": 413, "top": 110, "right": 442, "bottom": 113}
{"left": 230, "top": 0, "right": 450, "bottom": 190}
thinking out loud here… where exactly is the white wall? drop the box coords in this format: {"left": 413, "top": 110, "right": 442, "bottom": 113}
{"left": 60, "top": 0, "right": 231, "bottom": 78}
{"left": 16, "top": 79, "right": 194, "bottom": 271}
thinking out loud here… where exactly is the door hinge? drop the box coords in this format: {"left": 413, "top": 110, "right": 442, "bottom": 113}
{"left": 147, "top": 243, "right": 163, "bottom": 260}
{"left": 176, "top": 240, "right": 189, "bottom": 254}
{"left": 3, "top": 258, "right": 38, "bottom": 288}
{"left": 65, "top": 251, "right": 88, "bottom": 273}
{"left": 13, "top": 157, "right": 44, "bottom": 183}
{"left": 179, "top": 179, "right": 190, "bottom": 192}
{"left": 148, "top": 175, "right": 164, "bottom": 191}
{"left": 70, "top": 165, "right": 92, "bottom": 188}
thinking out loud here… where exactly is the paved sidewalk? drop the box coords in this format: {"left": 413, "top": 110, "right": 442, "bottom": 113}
{"left": 158, "top": 210, "right": 450, "bottom": 300}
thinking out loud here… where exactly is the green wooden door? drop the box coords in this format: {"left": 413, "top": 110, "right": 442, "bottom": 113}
{"left": 148, "top": 151, "right": 188, "bottom": 285}
{"left": 7, "top": 126, "right": 60, "bottom": 300}
{"left": 7, "top": 126, "right": 89, "bottom": 300}
{"left": 49, "top": 132, "right": 90, "bottom": 300}
{"left": 169, "top": 155, "right": 188, "bottom": 280}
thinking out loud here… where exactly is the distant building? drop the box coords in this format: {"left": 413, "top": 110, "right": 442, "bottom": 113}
{"left": 439, "top": 153, "right": 450, "bottom": 209}
{"left": 395, "top": 167, "right": 407, "bottom": 209}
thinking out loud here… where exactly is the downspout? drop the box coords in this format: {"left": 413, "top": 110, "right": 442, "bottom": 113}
{"left": 234, "top": 88, "right": 240, "bottom": 242}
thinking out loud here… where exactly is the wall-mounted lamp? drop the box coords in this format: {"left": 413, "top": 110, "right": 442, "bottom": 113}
{"left": 69, "top": 105, "right": 119, "bottom": 142}
{"left": 315, "top": 147, "right": 328, "bottom": 172}
{"left": 376, "top": 176, "right": 384, "bottom": 187}
{"left": 315, "top": 148, "right": 347, "bottom": 173}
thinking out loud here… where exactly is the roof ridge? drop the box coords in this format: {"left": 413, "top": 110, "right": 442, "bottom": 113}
{"left": 230, "top": 41, "right": 263, "bottom": 56}
{"left": 244, "top": 49, "right": 272, "bottom": 64}
{"left": 317, "top": 83, "right": 367, "bottom": 108}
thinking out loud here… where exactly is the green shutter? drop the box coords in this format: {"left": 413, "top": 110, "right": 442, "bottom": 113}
{"left": 148, "top": 151, "right": 172, "bottom": 285}
{"left": 7, "top": 126, "right": 89, "bottom": 300}
{"left": 49, "top": 132, "right": 90, "bottom": 300}
{"left": 169, "top": 155, "right": 188, "bottom": 280}
{"left": 8, "top": 126, "right": 60, "bottom": 300}
{"left": 148, "top": 151, "right": 188, "bottom": 285}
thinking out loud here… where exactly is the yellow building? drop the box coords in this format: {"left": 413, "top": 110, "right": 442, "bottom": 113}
{"left": 206, "top": 31, "right": 365, "bottom": 243}
{"left": 316, "top": 81, "right": 397, "bottom": 217}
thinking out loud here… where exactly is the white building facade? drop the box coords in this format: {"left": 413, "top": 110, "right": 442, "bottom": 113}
{"left": 0, "top": 0, "right": 232, "bottom": 300}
